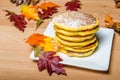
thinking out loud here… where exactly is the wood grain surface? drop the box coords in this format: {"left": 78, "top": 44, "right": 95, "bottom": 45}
{"left": 0, "top": 0, "right": 120, "bottom": 80}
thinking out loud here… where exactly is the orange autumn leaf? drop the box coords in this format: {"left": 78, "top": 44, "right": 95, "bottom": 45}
{"left": 26, "top": 33, "right": 47, "bottom": 46}
{"left": 104, "top": 14, "right": 114, "bottom": 27}
{"left": 29, "top": 5, "right": 39, "bottom": 11}
{"left": 38, "top": 2, "right": 59, "bottom": 10}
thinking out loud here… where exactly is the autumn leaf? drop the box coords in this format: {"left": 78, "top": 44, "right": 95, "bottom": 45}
{"left": 20, "top": 5, "right": 39, "bottom": 20}
{"left": 40, "top": 37, "right": 57, "bottom": 52}
{"left": 104, "top": 14, "right": 120, "bottom": 34}
{"left": 4, "top": 10, "right": 27, "bottom": 32}
{"left": 38, "top": 2, "right": 59, "bottom": 10}
{"left": 104, "top": 14, "right": 114, "bottom": 28}
{"left": 10, "top": 0, "right": 40, "bottom": 6}
{"left": 26, "top": 33, "right": 47, "bottom": 47}
{"left": 37, "top": 2, "right": 59, "bottom": 19}
{"left": 65, "top": 0, "right": 81, "bottom": 11}
{"left": 37, "top": 2, "right": 59, "bottom": 28}
{"left": 37, "top": 51, "right": 67, "bottom": 76}
{"left": 26, "top": 33, "right": 66, "bottom": 75}
{"left": 114, "top": 0, "right": 120, "bottom": 8}
{"left": 38, "top": 7, "right": 58, "bottom": 19}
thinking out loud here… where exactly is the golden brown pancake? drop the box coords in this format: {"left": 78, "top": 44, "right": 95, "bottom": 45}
{"left": 56, "top": 32, "right": 95, "bottom": 42}
{"left": 53, "top": 11, "right": 99, "bottom": 31}
{"left": 55, "top": 35, "right": 97, "bottom": 47}
{"left": 57, "top": 40, "right": 98, "bottom": 53}
{"left": 59, "top": 48, "right": 96, "bottom": 57}
{"left": 52, "top": 11, "right": 99, "bottom": 57}
{"left": 54, "top": 26, "right": 99, "bottom": 36}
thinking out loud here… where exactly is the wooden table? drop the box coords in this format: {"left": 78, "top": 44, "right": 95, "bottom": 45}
{"left": 0, "top": 0, "right": 120, "bottom": 80}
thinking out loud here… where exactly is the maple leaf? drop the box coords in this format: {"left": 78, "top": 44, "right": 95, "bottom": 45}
{"left": 26, "top": 33, "right": 47, "bottom": 47}
{"left": 4, "top": 10, "right": 27, "bottom": 32}
{"left": 37, "top": 51, "right": 67, "bottom": 76}
{"left": 40, "top": 37, "right": 57, "bottom": 52}
{"left": 65, "top": 0, "right": 81, "bottom": 11}
{"left": 38, "top": 7, "right": 58, "bottom": 19}
{"left": 37, "top": 7, "right": 58, "bottom": 28}
{"left": 38, "top": 2, "right": 59, "bottom": 10}
{"left": 20, "top": 5, "right": 39, "bottom": 20}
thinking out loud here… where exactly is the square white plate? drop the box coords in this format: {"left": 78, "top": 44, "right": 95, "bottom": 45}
{"left": 30, "top": 22, "right": 114, "bottom": 71}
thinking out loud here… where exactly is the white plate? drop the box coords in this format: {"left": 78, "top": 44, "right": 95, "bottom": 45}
{"left": 30, "top": 22, "right": 114, "bottom": 71}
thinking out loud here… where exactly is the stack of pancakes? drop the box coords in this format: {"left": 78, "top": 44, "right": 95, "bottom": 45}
{"left": 52, "top": 11, "right": 99, "bottom": 57}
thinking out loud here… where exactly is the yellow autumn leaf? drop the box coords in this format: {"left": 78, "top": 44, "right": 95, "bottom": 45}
{"left": 40, "top": 37, "right": 57, "bottom": 51}
{"left": 20, "top": 5, "right": 39, "bottom": 20}
{"left": 42, "top": 43, "right": 55, "bottom": 51}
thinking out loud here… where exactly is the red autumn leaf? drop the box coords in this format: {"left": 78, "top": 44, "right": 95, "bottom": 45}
{"left": 37, "top": 51, "right": 67, "bottom": 76}
{"left": 38, "top": 7, "right": 58, "bottom": 19}
{"left": 36, "top": 7, "right": 58, "bottom": 28}
{"left": 4, "top": 10, "right": 27, "bottom": 32}
{"left": 65, "top": 0, "right": 81, "bottom": 11}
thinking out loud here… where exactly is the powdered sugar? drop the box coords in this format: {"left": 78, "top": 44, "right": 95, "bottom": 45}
{"left": 53, "top": 11, "right": 96, "bottom": 28}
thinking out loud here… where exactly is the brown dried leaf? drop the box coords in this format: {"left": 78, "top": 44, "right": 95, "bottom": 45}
{"left": 10, "top": 0, "right": 40, "bottom": 6}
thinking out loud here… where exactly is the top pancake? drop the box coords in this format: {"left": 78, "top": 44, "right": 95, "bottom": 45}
{"left": 52, "top": 11, "right": 99, "bottom": 31}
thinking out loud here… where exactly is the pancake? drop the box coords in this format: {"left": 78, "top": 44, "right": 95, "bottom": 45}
{"left": 52, "top": 11, "right": 99, "bottom": 57}
{"left": 59, "top": 47, "right": 97, "bottom": 57}
{"left": 58, "top": 40, "right": 98, "bottom": 52}
{"left": 53, "top": 11, "right": 99, "bottom": 32}
{"left": 54, "top": 26, "right": 99, "bottom": 36}
{"left": 55, "top": 35, "right": 97, "bottom": 47}
{"left": 56, "top": 32, "right": 95, "bottom": 42}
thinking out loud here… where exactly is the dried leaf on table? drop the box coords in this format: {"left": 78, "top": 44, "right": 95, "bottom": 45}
{"left": 104, "top": 14, "right": 114, "bottom": 28}
{"left": 10, "top": 0, "right": 40, "bottom": 6}
{"left": 104, "top": 14, "right": 120, "bottom": 34}
{"left": 36, "top": 2, "right": 59, "bottom": 28}
{"left": 38, "top": 2, "right": 59, "bottom": 10}
{"left": 20, "top": 5, "right": 39, "bottom": 20}
{"left": 4, "top": 10, "right": 27, "bottom": 32}
{"left": 26, "top": 33, "right": 57, "bottom": 52}
{"left": 25, "top": 33, "right": 47, "bottom": 47}
{"left": 65, "top": 0, "right": 81, "bottom": 11}
{"left": 26, "top": 33, "right": 66, "bottom": 76}
{"left": 40, "top": 37, "right": 57, "bottom": 52}
{"left": 112, "top": 22, "right": 120, "bottom": 33}
{"left": 37, "top": 51, "right": 67, "bottom": 76}
{"left": 38, "top": 8, "right": 58, "bottom": 19}
{"left": 114, "top": 0, "right": 120, "bottom": 8}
